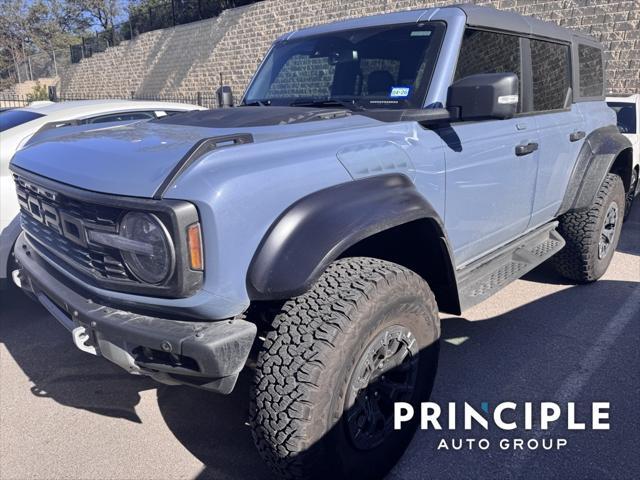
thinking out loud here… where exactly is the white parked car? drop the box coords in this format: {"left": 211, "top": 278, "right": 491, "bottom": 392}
{"left": 0, "top": 99, "right": 205, "bottom": 289}
{"left": 607, "top": 93, "right": 639, "bottom": 217}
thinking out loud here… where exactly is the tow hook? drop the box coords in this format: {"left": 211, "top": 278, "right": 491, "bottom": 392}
{"left": 11, "top": 269, "right": 21, "bottom": 288}
{"left": 72, "top": 326, "right": 98, "bottom": 356}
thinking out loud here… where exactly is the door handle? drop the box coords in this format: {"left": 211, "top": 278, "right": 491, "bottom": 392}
{"left": 569, "top": 130, "right": 586, "bottom": 142}
{"left": 515, "top": 142, "right": 539, "bottom": 156}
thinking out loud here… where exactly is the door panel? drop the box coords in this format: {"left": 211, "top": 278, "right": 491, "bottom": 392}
{"left": 530, "top": 108, "right": 585, "bottom": 227}
{"left": 441, "top": 28, "right": 541, "bottom": 266}
{"left": 527, "top": 38, "right": 584, "bottom": 227}
{"left": 444, "top": 118, "right": 539, "bottom": 266}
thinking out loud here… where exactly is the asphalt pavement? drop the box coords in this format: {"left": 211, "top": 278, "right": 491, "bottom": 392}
{"left": 1, "top": 206, "right": 638, "bottom": 480}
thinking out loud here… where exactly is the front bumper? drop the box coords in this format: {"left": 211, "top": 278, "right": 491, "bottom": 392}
{"left": 14, "top": 232, "right": 256, "bottom": 394}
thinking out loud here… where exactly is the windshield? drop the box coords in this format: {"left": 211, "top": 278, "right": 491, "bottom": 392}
{"left": 244, "top": 22, "right": 445, "bottom": 109}
{"left": 608, "top": 102, "right": 637, "bottom": 134}
{"left": 0, "top": 109, "right": 45, "bottom": 132}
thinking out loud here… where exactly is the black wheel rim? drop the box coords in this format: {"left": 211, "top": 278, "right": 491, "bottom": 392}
{"left": 345, "top": 325, "right": 419, "bottom": 451}
{"left": 599, "top": 201, "right": 619, "bottom": 259}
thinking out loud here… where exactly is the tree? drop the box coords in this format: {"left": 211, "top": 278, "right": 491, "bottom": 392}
{"left": 0, "top": 0, "right": 28, "bottom": 83}
{"left": 26, "top": 0, "right": 82, "bottom": 51}
{"left": 0, "top": 0, "right": 86, "bottom": 86}
{"left": 66, "top": 0, "right": 122, "bottom": 32}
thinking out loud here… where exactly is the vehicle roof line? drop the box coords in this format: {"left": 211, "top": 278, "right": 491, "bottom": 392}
{"left": 415, "top": 7, "right": 440, "bottom": 23}
{"left": 283, "top": 4, "right": 598, "bottom": 45}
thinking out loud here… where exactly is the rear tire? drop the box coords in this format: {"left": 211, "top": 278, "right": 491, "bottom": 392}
{"left": 552, "top": 173, "right": 625, "bottom": 282}
{"left": 250, "top": 257, "right": 440, "bottom": 480}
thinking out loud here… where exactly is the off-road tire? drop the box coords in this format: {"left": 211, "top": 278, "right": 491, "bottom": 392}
{"left": 552, "top": 173, "right": 625, "bottom": 282}
{"left": 250, "top": 257, "right": 440, "bottom": 480}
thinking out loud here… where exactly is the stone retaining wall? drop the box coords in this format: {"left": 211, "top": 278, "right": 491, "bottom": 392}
{"left": 59, "top": 0, "right": 639, "bottom": 99}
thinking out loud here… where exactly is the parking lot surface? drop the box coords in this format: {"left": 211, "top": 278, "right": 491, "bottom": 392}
{"left": 1, "top": 206, "right": 638, "bottom": 480}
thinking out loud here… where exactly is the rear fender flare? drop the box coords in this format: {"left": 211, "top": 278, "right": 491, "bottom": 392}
{"left": 559, "top": 125, "right": 632, "bottom": 214}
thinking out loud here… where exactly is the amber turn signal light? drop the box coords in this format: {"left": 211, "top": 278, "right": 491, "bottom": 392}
{"left": 187, "top": 223, "right": 203, "bottom": 271}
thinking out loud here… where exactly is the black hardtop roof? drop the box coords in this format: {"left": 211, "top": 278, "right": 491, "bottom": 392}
{"left": 454, "top": 4, "right": 599, "bottom": 46}
{"left": 285, "top": 4, "right": 601, "bottom": 48}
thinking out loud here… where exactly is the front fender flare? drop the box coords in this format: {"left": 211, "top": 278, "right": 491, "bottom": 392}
{"left": 247, "top": 174, "right": 455, "bottom": 302}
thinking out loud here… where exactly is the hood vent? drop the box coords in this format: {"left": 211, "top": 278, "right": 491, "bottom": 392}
{"left": 153, "top": 133, "right": 254, "bottom": 199}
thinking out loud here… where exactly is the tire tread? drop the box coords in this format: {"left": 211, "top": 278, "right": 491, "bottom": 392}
{"left": 249, "top": 257, "right": 438, "bottom": 479}
{"left": 552, "top": 173, "right": 624, "bottom": 282}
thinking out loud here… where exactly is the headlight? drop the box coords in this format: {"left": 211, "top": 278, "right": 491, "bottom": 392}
{"left": 120, "top": 212, "right": 175, "bottom": 284}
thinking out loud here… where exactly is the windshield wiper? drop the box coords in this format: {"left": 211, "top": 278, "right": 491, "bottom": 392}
{"left": 289, "top": 99, "right": 363, "bottom": 111}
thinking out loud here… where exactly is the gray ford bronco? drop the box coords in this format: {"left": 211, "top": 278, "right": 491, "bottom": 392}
{"left": 9, "top": 5, "right": 634, "bottom": 479}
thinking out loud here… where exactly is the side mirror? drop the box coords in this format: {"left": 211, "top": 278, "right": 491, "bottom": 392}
{"left": 447, "top": 73, "right": 519, "bottom": 120}
{"left": 217, "top": 85, "right": 234, "bottom": 108}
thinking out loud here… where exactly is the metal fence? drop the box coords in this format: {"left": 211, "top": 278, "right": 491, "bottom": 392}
{"left": 0, "top": 95, "right": 32, "bottom": 108}
{"left": 0, "top": 90, "right": 222, "bottom": 109}
{"left": 0, "top": 49, "right": 71, "bottom": 87}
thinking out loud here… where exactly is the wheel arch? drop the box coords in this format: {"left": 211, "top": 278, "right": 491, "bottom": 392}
{"left": 559, "top": 125, "right": 633, "bottom": 215}
{"left": 247, "top": 174, "right": 461, "bottom": 314}
{"left": 609, "top": 147, "right": 634, "bottom": 192}
{"left": 337, "top": 218, "right": 459, "bottom": 314}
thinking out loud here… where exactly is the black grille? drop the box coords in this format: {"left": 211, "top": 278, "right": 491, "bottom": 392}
{"left": 12, "top": 169, "right": 203, "bottom": 299}
{"left": 21, "top": 215, "right": 130, "bottom": 281}
{"left": 14, "top": 175, "right": 137, "bottom": 285}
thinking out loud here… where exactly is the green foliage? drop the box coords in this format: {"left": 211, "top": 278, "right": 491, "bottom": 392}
{"left": 26, "top": 0, "right": 85, "bottom": 50}
{"left": 27, "top": 81, "right": 50, "bottom": 101}
{"left": 0, "top": 0, "right": 88, "bottom": 79}
{"left": 0, "top": 0, "right": 256, "bottom": 83}
{"left": 0, "top": 0, "right": 28, "bottom": 71}
{"left": 65, "top": 0, "right": 122, "bottom": 31}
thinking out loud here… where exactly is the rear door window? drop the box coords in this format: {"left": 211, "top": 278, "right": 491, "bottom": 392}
{"left": 578, "top": 44, "right": 604, "bottom": 98}
{"left": 530, "top": 39, "right": 571, "bottom": 111}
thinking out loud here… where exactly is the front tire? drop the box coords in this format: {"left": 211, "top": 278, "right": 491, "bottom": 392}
{"left": 250, "top": 257, "right": 440, "bottom": 480}
{"left": 552, "top": 173, "right": 625, "bottom": 282}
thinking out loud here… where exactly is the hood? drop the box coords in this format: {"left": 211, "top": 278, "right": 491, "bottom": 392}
{"left": 10, "top": 107, "right": 379, "bottom": 198}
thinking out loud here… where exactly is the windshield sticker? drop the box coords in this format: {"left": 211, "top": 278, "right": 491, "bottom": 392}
{"left": 390, "top": 86, "right": 411, "bottom": 98}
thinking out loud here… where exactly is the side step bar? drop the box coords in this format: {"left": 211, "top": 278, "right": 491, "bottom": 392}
{"left": 457, "top": 222, "right": 565, "bottom": 311}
